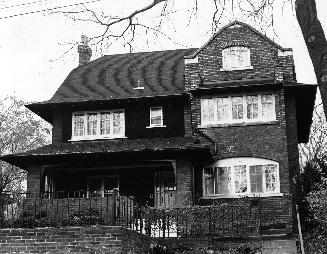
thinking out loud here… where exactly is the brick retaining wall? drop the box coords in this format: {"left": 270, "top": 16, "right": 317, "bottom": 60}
{"left": 0, "top": 226, "right": 151, "bottom": 254}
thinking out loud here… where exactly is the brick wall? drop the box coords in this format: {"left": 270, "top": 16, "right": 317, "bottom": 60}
{"left": 26, "top": 165, "right": 42, "bottom": 193}
{"left": 175, "top": 157, "right": 193, "bottom": 207}
{"left": 0, "top": 226, "right": 152, "bottom": 254}
{"left": 184, "top": 24, "right": 295, "bottom": 91}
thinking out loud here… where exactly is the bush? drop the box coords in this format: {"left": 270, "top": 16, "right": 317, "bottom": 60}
{"left": 62, "top": 208, "right": 104, "bottom": 226}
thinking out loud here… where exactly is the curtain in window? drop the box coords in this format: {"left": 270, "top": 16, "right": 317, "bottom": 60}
{"left": 262, "top": 94, "right": 274, "bottom": 119}
{"left": 87, "top": 113, "right": 97, "bottom": 135}
{"left": 73, "top": 114, "right": 84, "bottom": 136}
{"left": 113, "top": 112, "right": 124, "bottom": 134}
{"left": 100, "top": 113, "right": 111, "bottom": 135}
{"left": 234, "top": 165, "right": 247, "bottom": 193}
{"left": 265, "top": 165, "right": 278, "bottom": 192}
{"left": 202, "top": 98, "right": 215, "bottom": 123}
{"left": 232, "top": 96, "right": 243, "bottom": 120}
{"left": 217, "top": 97, "right": 229, "bottom": 122}
{"left": 246, "top": 95, "right": 259, "bottom": 119}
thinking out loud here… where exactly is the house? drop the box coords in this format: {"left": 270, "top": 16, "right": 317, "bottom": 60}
{"left": 0, "top": 21, "right": 316, "bottom": 250}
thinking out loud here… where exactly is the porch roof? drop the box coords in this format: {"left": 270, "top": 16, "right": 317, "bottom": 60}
{"left": 1, "top": 137, "right": 213, "bottom": 169}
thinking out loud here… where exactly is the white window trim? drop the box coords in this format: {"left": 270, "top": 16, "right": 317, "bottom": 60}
{"left": 221, "top": 46, "right": 253, "bottom": 71}
{"left": 87, "top": 175, "right": 119, "bottom": 198}
{"left": 200, "top": 93, "right": 276, "bottom": 127}
{"left": 146, "top": 106, "right": 166, "bottom": 128}
{"left": 202, "top": 157, "right": 281, "bottom": 199}
{"left": 70, "top": 109, "right": 126, "bottom": 141}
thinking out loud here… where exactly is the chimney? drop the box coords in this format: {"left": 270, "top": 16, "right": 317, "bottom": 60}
{"left": 78, "top": 35, "right": 92, "bottom": 66}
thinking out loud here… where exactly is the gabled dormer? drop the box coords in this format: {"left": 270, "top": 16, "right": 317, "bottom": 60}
{"left": 184, "top": 21, "right": 295, "bottom": 91}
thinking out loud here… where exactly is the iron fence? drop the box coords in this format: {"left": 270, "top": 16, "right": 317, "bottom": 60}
{"left": 0, "top": 191, "right": 293, "bottom": 240}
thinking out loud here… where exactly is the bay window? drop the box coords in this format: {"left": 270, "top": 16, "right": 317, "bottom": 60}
{"left": 200, "top": 93, "right": 275, "bottom": 126}
{"left": 203, "top": 157, "right": 280, "bottom": 197}
{"left": 71, "top": 110, "right": 125, "bottom": 140}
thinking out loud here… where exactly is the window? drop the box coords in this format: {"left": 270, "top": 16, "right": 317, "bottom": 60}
{"left": 87, "top": 175, "right": 119, "bottom": 197}
{"left": 222, "top": 46, "right": 252, "bottom": 70}
{"left": 200, "top": 93, "right": 275, "bottom": 126}
{"left": 149, "top": 107, "right": 165, "bottom": 127}
{"left": 203, "top": 158, "right": 280, "bottom": 197}
{"left": 71, "top": 110, "right": 125, "bottom": 140}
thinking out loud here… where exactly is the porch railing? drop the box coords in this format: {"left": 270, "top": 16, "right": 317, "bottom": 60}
{"left": 0, "top": 191, "right": 294, "bottom": 239}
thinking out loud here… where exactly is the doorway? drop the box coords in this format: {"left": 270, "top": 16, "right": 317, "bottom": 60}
{"left": 154, "top": 171, "right": 176, "bottom": 208}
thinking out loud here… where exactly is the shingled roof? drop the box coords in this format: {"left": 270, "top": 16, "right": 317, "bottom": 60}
{"left": 45, "top": 48, "right": 197, "bottom": 104}
{"left": 1, "top": 137, "right": 213, "bottom": 169}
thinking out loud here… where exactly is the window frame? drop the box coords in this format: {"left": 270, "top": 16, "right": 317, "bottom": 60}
{"left": 200, "top": 93, "right": 276, "bottom": 126}
{"left": 147, "top": 106, "right": 166, "bottom": 128}
{"left": 202, "top": 157, "right": 281, "bottom": 198}
{"left": 221, "top": 46, "right": 253, "bottom": 71}
{"left": 71, "top": 109, "right": 125, "bottom": 141}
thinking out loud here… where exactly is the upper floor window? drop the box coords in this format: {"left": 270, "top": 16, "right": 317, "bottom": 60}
{"left": 222, "top": 46, "right": 252, "bottom": 70}
{"left": 203, "top": 157, "right": 280, "bottom": 198}
{"left": 148, "top": 107, "right": 165, "bottom": 128}
{"left": 200, "top": 93, "right": 275, "bottom": 126}
{"left": 71, "top": 110, "right": 125, "bottom": 140}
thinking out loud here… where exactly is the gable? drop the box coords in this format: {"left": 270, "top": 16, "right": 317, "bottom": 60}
{"left": 184, "top": 21, "right": 294, "bottom": 89}
{"left": 185, "top": 21, "right": 290, "bottom": 59}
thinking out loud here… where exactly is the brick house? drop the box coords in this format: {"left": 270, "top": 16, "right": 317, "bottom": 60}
{"left": 1, "top": 21, "right": 316, "bottom": 246}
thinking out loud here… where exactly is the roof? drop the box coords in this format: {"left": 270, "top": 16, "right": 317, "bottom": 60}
{"left": 0, "top": 137, "right": 213, "bottom": 168}
{"left": 284, "top": 83, "right": 317, "bottom": 143}
{"left": 39, "top": 48, "right": 197, "bottom": 105}
{"left": 184, "top": 21, "right": 291, "bottom": 59}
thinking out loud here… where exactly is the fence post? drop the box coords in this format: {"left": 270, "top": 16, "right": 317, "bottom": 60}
{"left": 259, "top": 198, "right": 262, "bottom": 236}
{"left": 112, "top": 189, "right": 117, "bottom": 226}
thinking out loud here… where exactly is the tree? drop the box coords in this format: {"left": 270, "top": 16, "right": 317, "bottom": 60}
{"left": 0, "top": 96, "right": 50, "bottom": 193}
{"left": 56, "top": 0, "right": 327, "bottom": 118}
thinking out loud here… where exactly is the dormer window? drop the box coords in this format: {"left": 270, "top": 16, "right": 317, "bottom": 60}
{"left": 71, "top": 110, "right": 125, "bottom": 141}
{"left": 222, "top": 46, "right": 252, "bottom": 71}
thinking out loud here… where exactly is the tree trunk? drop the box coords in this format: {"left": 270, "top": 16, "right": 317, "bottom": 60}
{"left": 296, "top": 0, "right": 327, "bottom": 118}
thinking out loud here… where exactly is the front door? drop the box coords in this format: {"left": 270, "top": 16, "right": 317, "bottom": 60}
{"left": 154, "top": 172, "right": 176, "bottom": 208}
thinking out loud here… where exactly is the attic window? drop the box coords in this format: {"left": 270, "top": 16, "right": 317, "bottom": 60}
{"left": 221, "top": 46, "right": 252, "bottom": 71}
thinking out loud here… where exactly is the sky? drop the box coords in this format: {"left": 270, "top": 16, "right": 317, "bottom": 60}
{"left": 0, "top": 0, "right": 327, "bottom": 103}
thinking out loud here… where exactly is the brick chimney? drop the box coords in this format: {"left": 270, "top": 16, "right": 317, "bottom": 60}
{"left": 78, "top": 35, "right": 92, "bottom": 66}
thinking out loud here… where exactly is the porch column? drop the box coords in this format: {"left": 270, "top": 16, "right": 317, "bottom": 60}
{"left": 175, "top": 157, "right": 193, "bottom": 207}
{"left": 26, "top": 165, "right": 42, "bottom": 193}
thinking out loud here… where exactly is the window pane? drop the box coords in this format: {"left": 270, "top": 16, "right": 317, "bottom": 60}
{"left": 232, "top": 97, "right": 244, "bottom": 120}
{"left": 223, "top": 47, "right": 250, "bottom": 69}
{"left": 262, "top": 94, "right": 274, "bottom": 119}
{"left": 246, "top": 96, "right": 259, "bottom": 119}
{"left": 202, "top": 99, "right": 215, "bottom": 123}
{"left": 204, "top": 168, "right": 215, "bottom": 195}
{"left": 150, "top": 108, "right": 163, "bottom": 126}
{"left": 217, "top": 97, "right": 229, "bottom": 122}
{"left": 216, "top": 167, "right": 231, "bottom": 194}
{"left": 234, "top": 165, "right": 247, "bottom": 193}
{"left": 250, "top": 165, "right": 263, "bottom": 193}
{"left": 113, "top": 111, "right": 124, "bottom": 134}
{"left": 87, "top": 113, "right": 97, "bottom": 135}
{"left": 265, "top": 165, "right": 278, "bottom": 192}
{"left": 73, "top": 114, "right": 85, "bottom": 136}
{"left": 100, "top": 113, "right": 111, "bottom": 135}
{"left": 151, "top": 108, "right": 162, "bottom": 117}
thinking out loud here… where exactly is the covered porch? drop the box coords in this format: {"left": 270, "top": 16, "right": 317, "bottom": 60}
{"left": 1, "top": 137, "right": 213, "bottom": 209}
